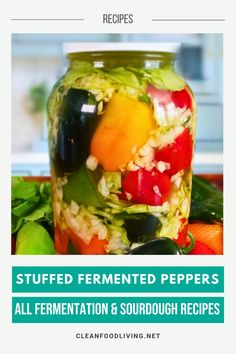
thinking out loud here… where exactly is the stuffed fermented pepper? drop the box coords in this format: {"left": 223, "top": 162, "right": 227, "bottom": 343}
{"left": 47, "top": 48, "right": 197, "bottom": 255}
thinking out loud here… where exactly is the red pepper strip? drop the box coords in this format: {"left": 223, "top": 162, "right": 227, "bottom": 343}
{"left": 155, "top": 128, "right": 193, "bottom": 176}
{"left": 54, "top": 225, "right": 69, "bottom": 255}
{"left": 147, "top": 85, "right": 193, "bottom": 111}
{"left": 55, "top": 224, "right": 108, "bottom": 255}
{"left": 69, "top": 231, "right": 107, "bottom": 255}
{"left": 172, "top": 88, "right": 193, "bottom": 110}
{"left": 187, "top": 240, "right": 215, "bottom": 255}
{"left": 176, "top": 218, "right": 188, "bottom": 246}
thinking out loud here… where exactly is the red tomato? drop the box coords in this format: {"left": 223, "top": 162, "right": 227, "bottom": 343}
{"left": 147, "top": 85, "right": 193, "bottom": 111}
{"left": 155, "top": 128, "right": 193, "bottom": 176}
{"left": 122, "top": 168, "right": 171, "bottom": 206}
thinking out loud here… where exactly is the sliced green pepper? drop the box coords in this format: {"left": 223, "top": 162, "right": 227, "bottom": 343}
{"left": 63, "top": 164, "right": 106, "bottom": 208}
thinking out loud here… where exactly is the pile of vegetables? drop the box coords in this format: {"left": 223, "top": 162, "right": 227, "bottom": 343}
{"left": 11, "top": 175, "right": 223, "bottom": 255}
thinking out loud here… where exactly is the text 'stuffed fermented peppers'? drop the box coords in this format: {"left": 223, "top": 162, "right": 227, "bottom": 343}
{"left": 47, "top": 44, "right": 197, "bottom": 255}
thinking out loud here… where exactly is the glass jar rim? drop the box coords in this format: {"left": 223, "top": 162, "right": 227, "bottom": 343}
{"left": 64, "top": 42, "right": 178, "bottom": 68}
{"left": 63, "top": 42, "right": 180, "bottom": 55}
{"left": 67, "top": 50, "right": 176, "bottom": 69}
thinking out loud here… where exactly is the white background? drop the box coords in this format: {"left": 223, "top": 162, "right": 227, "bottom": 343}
{"left": 1, "top": 0, "right": 235, "bottom": 353}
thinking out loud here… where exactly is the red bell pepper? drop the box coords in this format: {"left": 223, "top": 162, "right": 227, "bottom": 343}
{"left": 122, "top": 167, "right": 171, "bottom": 206}
{"left": 155, "top": 128, "right": 193, "bottom": 176}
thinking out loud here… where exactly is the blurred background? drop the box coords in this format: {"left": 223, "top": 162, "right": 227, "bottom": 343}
{"left": 11, "top": 33, "right": 223, "bottom": 176}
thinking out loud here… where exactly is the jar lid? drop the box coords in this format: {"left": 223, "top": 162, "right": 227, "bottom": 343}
{"left": 63, "top": 42, "right": 180, "bottom": 55}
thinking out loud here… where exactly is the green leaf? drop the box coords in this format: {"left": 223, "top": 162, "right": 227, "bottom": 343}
{"left": 63, "top": 164, "right": 106, "bottom": 208}
{"left": 12, "top": 181, "right": 39, "bottom": 200}
{"left": 11, "top": 214, "right": 23, "bottom": 234}
{"left": 44, "top": 209, "right": 54, "bottom": 225}
{"left": 12, "top": 196, "right": 41, "bottom": 217}
{"left": 16, "top": 221, "right": 55, "bottom": 255}
{"left": 62, "top": 62, "right": 98, "bottom": 87}
{"left": 138, "top": 94, "right": 152, "bottom": 105}
{"left": 157, "top": 67, "right": 186, "bottom": 91}
{"left": 146, "top": 69, "right": 166, "bottom": 90}
{"left": 12, "top": 176, "right": 24, "bottom": 188}
{"left": 104, "top": 67, "right": 141, "bottom": 89}
{"left": 146, "top": 66, "right": 186, "bottom": 91}
{"left": 127, "top": 66, "right": 147, "bottom": 77}
{"left": 12, "top": 198, "right": 24, "bottom": 208}
{"left": 190, "top": 176, "right": 223, "bottom": 223}
{"left": 39, "top": 181, "right": 51, "bottom": 201}
{"left": 22, "top": 201, "right": 51, "bottom": 222}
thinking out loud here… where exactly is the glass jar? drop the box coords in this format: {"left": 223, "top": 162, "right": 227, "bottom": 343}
{"left": 47, "top": 44, "right": 197, "bottom": 255}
